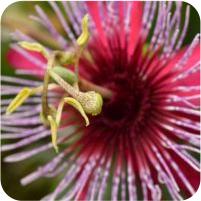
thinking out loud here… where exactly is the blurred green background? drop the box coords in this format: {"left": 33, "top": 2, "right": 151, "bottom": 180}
{"left": 1, "top": 1, "right": 200, "bottom": 200}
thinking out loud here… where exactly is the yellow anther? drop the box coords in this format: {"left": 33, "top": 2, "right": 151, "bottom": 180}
{"left": 77, "top": 14, "right": 90, "bottom": 47}
{"left": 6, "top": 87, "right": 32, "bottom": 115}
{"left": 6, "top": 85, "right": 48, "bottom": 115}
{"left": 56, "top": 98, "right": 65, "bottom": 126}
{"left": 48, "top": 115, "right": 59, "bottom": 153}
{"left": 64, "top": 97, "right": 89, "bottom": 126}
{"left": 19, "top": 41, "right": 49, "bottom": 58}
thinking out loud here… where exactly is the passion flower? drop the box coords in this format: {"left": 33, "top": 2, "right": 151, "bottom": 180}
{"left": 1, "top": 1, "right": 200, "bottom": 200}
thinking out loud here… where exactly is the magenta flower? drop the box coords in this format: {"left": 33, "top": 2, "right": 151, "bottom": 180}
{"left": 1, "top": 1, "right": 200, "bottom": 200}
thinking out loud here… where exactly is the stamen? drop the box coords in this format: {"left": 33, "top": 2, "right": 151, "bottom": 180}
{"left": 55, "top": 98, "right": 65, "bottom": 126}
{"left": 64, "top": 97, "right": 89, "bottom": 126}
{"left": 48, "top": 115, "right": 59, "bottom": 153}
{"left": 77, "top": 14, "right": 90, "bottom": 47}
{"left": 74, "top": 14, "right": 90, "bottom": 83}
{"left": 6, "top": 87, "right": 33, "bottom": 115}
{"left": 5, "top": 81, "right": 57, "bottom": 117}
{"left": 18, "top": 41, "right": 49, "bottom": 58}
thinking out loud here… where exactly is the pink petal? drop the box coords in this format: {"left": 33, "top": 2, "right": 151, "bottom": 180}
{"left": 162, "top": 44, "right": 200, "bottom": 80}
{"left": 173, "top": 45, "right": 200, "bottom": 107}
{"left": 118, "top": 2, "right": 126, "bottom": 48}
{"left": 7, "top": 49, "right": 46, "bottom": 78}
{"left": 170, "top": 151, "right": 200, "bottom": 198}
{"left": 177, "top": 44, "right": 200, "bottom": 86}
{"left": 128, "top": 1, "right": 143, "bottom": 56}
{"left": 86, "top": 2, "right": 108, "bottom": 48}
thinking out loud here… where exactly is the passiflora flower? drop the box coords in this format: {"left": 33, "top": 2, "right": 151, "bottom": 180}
{"left": 1, "top": 1, "right": 200, "bottom": 200}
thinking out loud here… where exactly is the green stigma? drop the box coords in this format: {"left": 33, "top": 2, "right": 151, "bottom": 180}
{"left": 77, "top": 91, "right": 103, "bottom": 116}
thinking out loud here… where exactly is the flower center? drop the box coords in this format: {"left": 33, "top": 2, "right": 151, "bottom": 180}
{"left": 81, "top": 35, "right": 155, "bottom": 133}
{"left": 88, "top": 66, "right": 152, "bottom": 133}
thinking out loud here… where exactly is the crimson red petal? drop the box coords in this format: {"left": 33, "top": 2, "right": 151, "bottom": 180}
{"left": 7, "top": 48, "right": 46, "bottom": 78}
{"left": 128, "top": 1, "right": 143, "bottom": 56}
{"left": 86, "top": 2, "right": 108, "bottom": 48}
{"left": 170, "top": 150, "right": 200, "bottom": 198}
{"left": 118, "top": 2, "right": 126, "bottom": 48}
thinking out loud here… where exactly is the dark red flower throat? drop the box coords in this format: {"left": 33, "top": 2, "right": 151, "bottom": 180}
{"left": 81, "top": 36, "right": 153, "bottom": 134}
